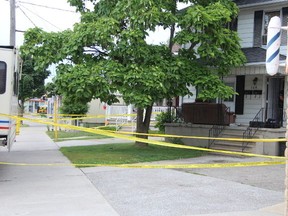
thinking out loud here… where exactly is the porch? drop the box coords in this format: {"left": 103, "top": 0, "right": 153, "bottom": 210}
{"left": 165, "top": 123, "right": 285, "bottom": 156}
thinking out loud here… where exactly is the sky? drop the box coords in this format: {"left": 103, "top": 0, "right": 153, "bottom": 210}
{"left": 0, "top": 0, "right": 187, "bottom": 46}
{"left": 0, "top": 0, "right": 80, "bottom": 46}
{"left": 0, "top": 0, "right": 188, "bottom": 81}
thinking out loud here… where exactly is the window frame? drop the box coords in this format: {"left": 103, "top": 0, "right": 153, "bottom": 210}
{"left": 262, "top": 10, "right": 281, "bottom": 45}
{"left": 0, "top": 61, "right": 7, "bottom": 94}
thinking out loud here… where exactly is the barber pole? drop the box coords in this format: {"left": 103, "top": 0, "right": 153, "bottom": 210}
{"left": 266, "top": 16, "right": 281, "bottom": 76}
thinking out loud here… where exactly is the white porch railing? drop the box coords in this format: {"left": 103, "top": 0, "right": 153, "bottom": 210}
{"left": 106, "top": 105, "right": 129, "bottom": 119}
{"left": 106, "top": 105, "right": 169, "bottom": 121}
{"left": 151, "top": 106, "right": 169, "bottom": 120}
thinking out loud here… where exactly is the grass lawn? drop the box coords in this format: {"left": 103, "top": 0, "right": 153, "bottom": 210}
{"left": 60, "top": 143, "right": 205, "bottom": 167}
{"left": 46, "top": 130, "right": 111, "bottom": 141}
{"left": 20, "top": 124, "right": 30, "bottom": 127}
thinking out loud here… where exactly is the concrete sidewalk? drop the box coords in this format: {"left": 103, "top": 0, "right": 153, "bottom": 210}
{"left": 0, "top": 124, "right": 119, "bottom": 216}
{"left": 0, "top": 123, "right": 286, "bottom": 216}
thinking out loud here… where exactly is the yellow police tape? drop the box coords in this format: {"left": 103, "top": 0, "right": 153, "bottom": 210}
{"left": 0, "top": 160, "right": 285, "bottom": 168}
{"left": 23, "top": 114, "right": 286, "bottom": 142}
{"left": 108, "top": 130, "right": 286, "bottom": 143}
{"left": 2, "top": 113, "right": 287, "bottom": 159}
{"left": 24, "top": 113, "right": 139, "bottom": 121}
{"left": 0, "top": 113, "right": 287, "bottom": 169}
{"left": 25, "top": 112, "right": 286, "bottom": 143}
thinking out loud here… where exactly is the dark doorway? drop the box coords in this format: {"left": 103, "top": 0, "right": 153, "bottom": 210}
{"left": 266, "top": 77, "right": 284, "bottom": 127}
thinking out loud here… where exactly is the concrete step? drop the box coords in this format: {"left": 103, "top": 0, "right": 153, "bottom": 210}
{"left": 213, "top": 140, "right": 252, "bottom": 146}
{"left": 210, "top": 139, "right": 255, "bottom": 153}
{"left": 211, "top": 145, "right": 253, "bottom": 153}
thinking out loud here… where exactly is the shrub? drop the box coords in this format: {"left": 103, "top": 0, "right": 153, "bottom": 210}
{"left": 155, "top": 111, "right": 179, "bottom": 133}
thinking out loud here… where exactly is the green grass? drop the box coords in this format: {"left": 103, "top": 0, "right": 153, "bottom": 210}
{"left": 20, "top": 124, "right": 29, "bottom": 127}
{"left": 46, "top": 130, "right": 111, "bottom": 141}
{"left": 148, "top": 130, "right": 162, "bottom": 134}
{"left": 60, "top": 143, "right": 205, "bottom": 167}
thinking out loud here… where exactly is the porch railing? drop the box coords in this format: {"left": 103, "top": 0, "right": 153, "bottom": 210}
{"left": 207, "top": 106, "right": 231, "bottom": 148}
{"left": 242, "top": 108, "right": 264, "bottom": 152}
{"left": 106, "top": 105, "right": 128, "bottom": 120}
{"left": 106, "top": 105, "right": 169, "bottom": 121}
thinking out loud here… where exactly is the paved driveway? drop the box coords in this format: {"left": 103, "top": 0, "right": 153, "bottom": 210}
{"left": 81, "top": 155, "right": 285, "bottom": 216}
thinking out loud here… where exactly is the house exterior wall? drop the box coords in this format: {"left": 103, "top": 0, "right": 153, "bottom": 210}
{"left": 84, "top": 99, "right": 106, "bottom": 124}
{"left": 223, "top": 75, "right": 264, "bottom": 125}
{"left": 238, "top": 10, "right": 254, "bottom": 48}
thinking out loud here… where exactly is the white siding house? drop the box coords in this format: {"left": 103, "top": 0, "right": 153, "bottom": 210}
{"left": 222, "top": 0, "right": 288, "bottom": 127}
{"left": 183, "top": 0, "right": 288, "bottom": 128}
{"left": 168, "top": 0, "right": 288, "bottom": 155}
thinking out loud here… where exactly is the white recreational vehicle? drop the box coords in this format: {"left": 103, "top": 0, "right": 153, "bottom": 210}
{"left": 0, "top": 46, "right": 21, "bottom": 150}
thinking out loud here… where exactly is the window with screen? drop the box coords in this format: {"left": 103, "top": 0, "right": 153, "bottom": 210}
{"left": 262, "top": 11, "right": 280, "bottom": 45}
{"left": 0, "top": 61, "right": 7, "bottom": 94}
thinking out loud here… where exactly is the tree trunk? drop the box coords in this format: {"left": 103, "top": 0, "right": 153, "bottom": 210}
{"left": 135, "top": 105, "right": 153, "bottom": 147}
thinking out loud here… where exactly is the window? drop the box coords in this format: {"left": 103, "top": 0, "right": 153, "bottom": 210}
{"left": 0, "top": 61, "right": 7, "bottom": 94}
{"left": 262, "top": 11, "right": 280, "bottom": 45}
{"left": 13, "top": 72, "right": 19, "bottom": 96}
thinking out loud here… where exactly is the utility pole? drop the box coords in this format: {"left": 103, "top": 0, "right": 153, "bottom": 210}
{"left": 10, "top": 0, "right": 16, "bottom": 46}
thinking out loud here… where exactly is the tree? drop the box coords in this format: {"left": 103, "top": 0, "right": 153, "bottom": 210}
{"left": 45, "top": 82, "right": 57, "bottom": 98}
{"left": 20, "top": 0, "right": 246, "bottom": 146}
{"left": 45, "top": 81, "right": 89, "bottom": 115}
{"left": 19, "top": 55, "right": 50, "bottom": 115}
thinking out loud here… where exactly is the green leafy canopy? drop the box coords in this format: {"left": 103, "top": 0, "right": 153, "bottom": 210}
{"left": 20, "top": 0, "right": 245, "bottom": 135}
{"left": 19, "top": 54, "right": 50, "bottom": 112}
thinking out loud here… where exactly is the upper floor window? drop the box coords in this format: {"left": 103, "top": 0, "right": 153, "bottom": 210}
{"left": 262, "top": 11, "right": 280, "bottom": 45}
{"left": 254, "top": 8, "right": 287, "bottom": 47}
{"left": 0, "top": 61, "right": 7, "bottom": 94}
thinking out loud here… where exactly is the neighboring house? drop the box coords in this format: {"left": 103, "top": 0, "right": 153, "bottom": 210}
{"left": 85, "top": 93, "right": 169, "bottom": 126}
{"left": 24, "top": 98, "right": 46, "bottom": 113}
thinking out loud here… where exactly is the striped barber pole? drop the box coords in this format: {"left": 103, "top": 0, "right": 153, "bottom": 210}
{"left": 266, "top": 16, "right": 281, "bottom": 76}
{"left": 0, "top": 120, "right": 10, "bottom": 130}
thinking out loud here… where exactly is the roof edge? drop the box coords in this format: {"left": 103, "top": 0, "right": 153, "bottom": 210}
{"left": 237, "top": 0, "right": 288, "bottom": 9}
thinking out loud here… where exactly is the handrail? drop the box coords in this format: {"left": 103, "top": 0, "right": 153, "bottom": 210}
{"left": 115, "top": 116, "right": 128, "bottom": 131}
{"left": 242, "top": 108, "right": 264, "bottom": 151}
{"left": 208, "top": 125, "right": 225, "bottom": 148}
{"left": 208, "top": 106, "right": 230, "bottom": 148}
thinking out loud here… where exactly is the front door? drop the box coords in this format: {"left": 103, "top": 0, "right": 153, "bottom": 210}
{"left": 266, "top": 77, "right": 284, "bottom": 127}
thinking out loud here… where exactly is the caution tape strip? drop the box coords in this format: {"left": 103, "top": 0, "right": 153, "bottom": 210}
{"left": 0, "top": 160, "right": 285, "bottom": 168}
{"left": 2, "top": 113, "right": 286, "bottom": 160}
{"left": 107, "top": 130, "right": 286, "bottom": 143}
{"left": 23, "top": 113, "right": 286, "bottom": 142}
